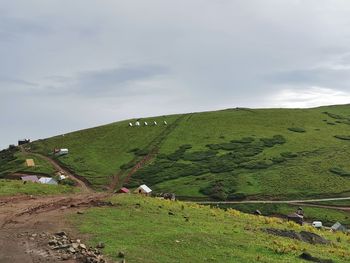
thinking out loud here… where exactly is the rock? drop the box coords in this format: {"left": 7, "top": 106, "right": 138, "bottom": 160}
{"left": 72, "top": 243, "right": 79, "bottom": 249}
{"left": 79, "top": 243, "right": 87, "bottom": 250}
{"left": 77, "top": 211, "right": 84, "bottom": 215}
{"left": 299, "top": 252, "right": 334, "bottom": 263}
{"left": 55, "top": 231, "right": 67, "bottom": 237}
{"left": 264, "top": 228, "right": 329, "bottom": 245}
{"left": 68, "top": 247, "right": 76, "bottom": 253}
{"left": 48, "top": 240, "right": 58, "bottom": 246}
{"left": 61, "top": 254, "right": 70, "bottom": 261}
{"left": 168, "top": 211, "right": 175, "bottom": 216}
{"left": 31, "top": 233, "right": 37, "bottom": 238}
{"left": 118, "top": 251, "right": 125, "bottom": 258}
{"left": 96, "top": 242, "right": 105, "bottom": 249}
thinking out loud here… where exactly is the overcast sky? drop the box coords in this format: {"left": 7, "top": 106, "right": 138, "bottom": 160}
{"left": 1, "top": 0, "right": 350, "bottom": 149}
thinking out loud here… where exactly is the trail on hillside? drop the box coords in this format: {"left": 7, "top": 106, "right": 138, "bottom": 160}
{"left": 0, "top": 192, "right": 110, "bottom": 262}
{"left": 20, "top": 146, "right": 92, "bottom": 193}
{"left": 109, "top": 114, "right": 187, "bottom": 191}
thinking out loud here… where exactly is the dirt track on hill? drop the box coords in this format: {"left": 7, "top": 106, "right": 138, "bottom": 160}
{"left": 19, "top": 146, "right": 92, "bottom": 193}
{"left": 0, "top": 192, "right": 111, "bottom": 263}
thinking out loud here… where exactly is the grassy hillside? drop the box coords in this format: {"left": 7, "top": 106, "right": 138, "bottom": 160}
{"left": 4, "top": 105, "right": 350, "bottom": 199}
{"left": 0, "top": 147, "right": 56, "bottom": 177}
{"left": 71, "top": 194, "right": 350, "bottom": 263}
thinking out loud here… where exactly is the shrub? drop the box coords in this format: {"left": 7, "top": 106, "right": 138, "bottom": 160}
{"left": 334, "top": 135, "right": 350, "bottom": 141}
{"left": 231, "top": 137, "right": 254, "bottom": 144}
{"left": 260, "top": 135, "right": 286, "bottom": 147}
{"left": 329, "top": 167, "right": 350, "bottom": 177}
{"left": 271, "top": 157, "right": 286, "bottom": 163}
{"left": 288, "top": 127, "right": 306, "bottom": 133}
{"left": 183, "top": 150, "right": 217, "bottom": 161}
{"left": 280, "top": 152, "right": 298, "bottom": 158}
{"left": 227, "top": 193, "right": 247, "bottom": 201}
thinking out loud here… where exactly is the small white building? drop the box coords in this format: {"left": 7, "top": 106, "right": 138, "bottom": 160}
{"left": 39, "top": 177, "right": 58, "bottom": 185}
{"left": 135, "top": 184, "right": 152, "bottom": 195}
{"left": 55, "top": 148, "right": 69, "bottom": 156}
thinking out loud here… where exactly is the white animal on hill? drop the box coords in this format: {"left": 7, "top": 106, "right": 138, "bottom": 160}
{"left": 129, "top": 122, "right": 133, "bottom": 127}
{"left": 144, "top": 122, "right": 148, "bottom": 126}
{"left": 135, "top": 121, "right": 140, "bottom": 126}
{"left": 154, "top": 121, "right": 157, "bottom": 125}
{"left": 164, "top": 120, "right": 168, "bottom": 125}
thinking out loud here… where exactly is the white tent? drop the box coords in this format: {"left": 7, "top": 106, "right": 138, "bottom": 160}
{"left": 39, "top": 177, "right": 58, "bottom": 185}
{"left": 135, "top": 184, "right": 152, "bottom": 195}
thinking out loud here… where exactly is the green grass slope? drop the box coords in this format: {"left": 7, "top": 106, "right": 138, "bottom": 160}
{"left": 71, "top": 195, "right": 350, "bottom": 263}
{"left": 4, "top": 105, "right": 350, "bottom": 199}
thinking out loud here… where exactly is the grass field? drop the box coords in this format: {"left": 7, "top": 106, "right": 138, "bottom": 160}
{"left": 71, "top": 194, "right": 350, "bottom": 263}
{"left": 0, "top": 179, "right": 77, "bottom": 196}
{"left": 3, "top": 105, "right": 350, "bottom": 199}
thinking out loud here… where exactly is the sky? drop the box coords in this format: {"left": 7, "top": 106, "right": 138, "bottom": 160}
{"left": 1, "top": 0, "right": 350, "bottom": 149}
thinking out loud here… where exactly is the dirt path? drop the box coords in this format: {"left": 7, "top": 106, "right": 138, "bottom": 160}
{"left": 19, "top": 146, "right": 92, "bottom": 193}
{"left": 0, "top": 192, "right": 111, "bottom": 262}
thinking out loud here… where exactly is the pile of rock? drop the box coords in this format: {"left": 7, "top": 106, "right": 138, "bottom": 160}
{"left": 48, "top": 231, "right": 106, "bottom": 262}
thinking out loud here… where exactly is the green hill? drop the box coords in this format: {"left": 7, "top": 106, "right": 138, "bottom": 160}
{"left": 3, "top": 105, "right": 350, "bottom": 200}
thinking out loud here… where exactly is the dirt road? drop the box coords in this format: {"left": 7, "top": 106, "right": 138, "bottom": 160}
{"left": 0, "top": 192, "right": 110, "bottom": 262}
{"left": 19, "top": 146, "right": 92, "bottom": 193}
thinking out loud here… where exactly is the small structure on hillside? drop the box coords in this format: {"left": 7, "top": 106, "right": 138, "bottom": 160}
{"left": 54, "top": 148, "right": 69, "bottom": 156}
{"left": 254, "top": 209, "right": 262, "bottom": 216}
{"left": 39, "top": 177, "right": 58, "bottom": 185}
{"left": 331, "top": 222, "right": 347, "bottom": 232}
{"left": 117, "top": 187, "right": 130, "bottom": 194}
{"left": 21, "top": 175, "right": 39, "bottom": 183}
{"left": 25, "top": 159, "right": 35, "bottom": 167}
{"left": 135, "top": 184, "right": 152, "bottom": 195}
{"left": 18, "top": 139, "right": 30, "bottom": 146}
{"left": 287, "top": 213, "right": 304, "bottom": 225}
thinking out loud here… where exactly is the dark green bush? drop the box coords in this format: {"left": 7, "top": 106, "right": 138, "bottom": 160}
{"left": 271, "top": 156, "right": 286, "bottom": 163}
{"left": 231, "top": 137, "right": 254, "bottom": 144}
{"left": 334, "top": 135, "right": 350, "bottom": 140}
{"left": 260, "top": 135, "right": 286, "bottom": 147}
{"left": 183, "top": 150, "right": 217, "bottom": 161}
{"left": 280, "top": 152, "right": 298, "bottom": 158}
{"left": 287, "top": 127, "right": 306, "bottom": 133}
{"left": 329, "top": 167, "right": 350, "bottom": 176}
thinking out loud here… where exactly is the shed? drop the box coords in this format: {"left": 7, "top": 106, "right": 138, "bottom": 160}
{"left": 18, "top": 139, "right": 30, "bottom": 146}
{"left": 135, "top": 184, "right": 152, "bottom": 195}
{"left": 39, "top": 177, "right": 58, "bottom": 185}
{"left": 117, "top": 187, "right": 130, "bottom": 194}
{"left": 287, "top": 213, "right": 304, "bottom": 225}
{"left": 55, "top": 148, "right": 69, "bottom": 156}
{"left": 25, "top": 159, "right": 35, "bottom": 167}
{"left": 331, "top": 222, "right": 347, "bottom": 232}
{"left": 21, "top": 175, "right": 39, "bottom": 183}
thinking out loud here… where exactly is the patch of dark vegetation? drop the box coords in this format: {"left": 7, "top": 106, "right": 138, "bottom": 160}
{"left": 323, "top": 112, "right": 346, "bottom": 120}
{"left": 326, "top": 122, "right": 336, "bottom": 125}
{"left": 334, "top": 135, "right": 350, "bottom": 141}
{"left": 280, "top": 152, "right": 298, "bottom": 158}
{"left": 323, "top": 112, "right": 350, "bottom": 126}
{"left": 264, "top": 228, "right": 329, "bottom": 245}
{"left": 287, "top": 127, "right": 306, "bottom": 133}
{"left": 129, "top": 135, "right": 288, "bottom": 200}
{"left": 329, "top": 167, "right": 350, "bottom": 177}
